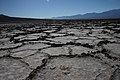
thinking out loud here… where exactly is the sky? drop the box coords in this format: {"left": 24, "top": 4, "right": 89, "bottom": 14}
{"left": 0, "top": 0, "right": 120, "bottom": 18}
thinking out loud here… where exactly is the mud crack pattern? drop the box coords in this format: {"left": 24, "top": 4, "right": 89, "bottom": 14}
{"left": 0, "top": 22, "right": 120, "bottom": 80}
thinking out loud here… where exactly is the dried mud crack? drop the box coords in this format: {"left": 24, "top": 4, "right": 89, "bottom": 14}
{"left": 0, "top": 22, "right": 120, "bottom": 80}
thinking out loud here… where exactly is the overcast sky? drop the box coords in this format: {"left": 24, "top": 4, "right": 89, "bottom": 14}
{"left": 0, "top": 0, "right": 120, "bottom": 18}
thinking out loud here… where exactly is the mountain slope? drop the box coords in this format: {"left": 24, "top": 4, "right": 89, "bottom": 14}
{"left": 53, "top": 9, "right": 120, "bottom": 19}
{"left": 0, "top": 14, "right": 43, "bottom": 24}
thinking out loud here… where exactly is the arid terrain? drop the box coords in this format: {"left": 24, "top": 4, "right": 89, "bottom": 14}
{"left": 0, "top": 19, "right": 120, "bottom": 80}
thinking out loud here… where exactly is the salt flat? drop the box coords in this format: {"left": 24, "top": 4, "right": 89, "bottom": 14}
{"left": 0, "top": 22, "right": 120, "bottom": 80}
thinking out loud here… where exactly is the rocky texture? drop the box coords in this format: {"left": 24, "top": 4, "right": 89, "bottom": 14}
{"left": 33, "top": 57, "right": 114, "bottom": 80}
{"left": 0, "top": 57, "right": 32, "bottom": 80}
{"left": 103, "top": 43, "right": 120, "bottom": 59}
{"left": 41, "top": 46, "right": 70, "bottom": 56}
{"left": 71, "top": 46, "right": 96, "bottom": 55}
{"left": 0, "top": 43, "right": 23, "bottom": 50}
{"left": 0, "top": 50, "right": 10, "bottom": 57}
{"left": 21, "top": 52, "right": 49, "bottom": 69}
{"left": 111, "top": 68, "right": 120, "bottom": 80}
{"left": 11, "top": 50, "right": 38, "bottom": 58}
{"left": 11, "top": 43, "right": 50, "bottom": 52}
{"left": 0, "top": 22, "right": 120, "bottom": 80}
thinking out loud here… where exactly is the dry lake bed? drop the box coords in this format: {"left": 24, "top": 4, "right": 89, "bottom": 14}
{"left": 0, "top": 21, "right": 120, "bottom": 80}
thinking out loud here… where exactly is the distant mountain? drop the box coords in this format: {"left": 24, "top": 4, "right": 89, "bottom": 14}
{"left": 0, "top": 14, "right": 42, "bottom": 24}
{"left": 0, "top": 14, "right": 9, "bottom": 17}
{"left": 0, "top": 14, "right": 13, "bottom": 23}
{"left": 1, "top": 9, "right": 120, "bottom": 24}
{"left": 0, "top": 14, "right": 11, "bottom": 19}
{"left": 53, "top": 9, "right": 120, "bottom": 19}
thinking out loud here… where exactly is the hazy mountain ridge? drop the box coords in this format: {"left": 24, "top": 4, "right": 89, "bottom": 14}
{"left": 53, "top": 9, "right": 120, "bottom": 19}
{"left": 0, "top": 14, "right": 43, "bottom": 24}
{"left": 0, "top": 9, "right": 120, "bottom": 24}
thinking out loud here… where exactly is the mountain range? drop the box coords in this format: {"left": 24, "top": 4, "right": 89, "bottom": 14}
{"left": 53, "top": 9, "right": 120, "bottom": 19}
{"left": 0, "top": 14, "right": 42, "bottom": 24}
{"left": 0, "top": 9, "right": 120, "bottom": 22}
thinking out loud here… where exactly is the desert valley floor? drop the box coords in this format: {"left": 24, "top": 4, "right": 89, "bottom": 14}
{"left": 0, "top": 21, "right": 120, "bottom": 80}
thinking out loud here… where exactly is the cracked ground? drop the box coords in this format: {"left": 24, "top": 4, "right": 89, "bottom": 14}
{"left": 0, "top": 23, "right": 120, "bottom": 80}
